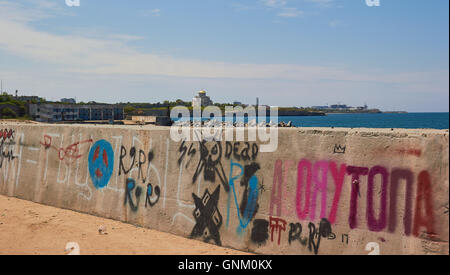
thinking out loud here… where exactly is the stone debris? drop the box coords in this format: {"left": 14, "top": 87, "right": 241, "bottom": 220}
{"left": 173, "top": 119, "right": 294, "bottom": 127}
{"left": 98, "top": 225, "right": 108, "bottom": 235}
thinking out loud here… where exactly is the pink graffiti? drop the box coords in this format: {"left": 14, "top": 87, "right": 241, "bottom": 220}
{"left": 328, "top": 162, "right": 346, "bottom": 224}
{"left": 296, "top": 159, "right": 312, "bottom": 220}
{"left": 310, "top": 160, "right": 329, "bottom": 221}
{"left": 270, "top": 160, "right": 294, "bottom": 217}
{"left": 366, "top": 166, "right": 389, "bottom": 232}
{"left": 270, "top": 159, "right": 436, "bottom": 238}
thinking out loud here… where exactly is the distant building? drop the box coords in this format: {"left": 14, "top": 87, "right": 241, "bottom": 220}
{"left": 16, "top": 95, "right": 42, "bottom": 102}
{"left": 61, "top": 98, "right": 76, "bottom": 104}
{"left": 29, "top": 103, "right": 124, "bottom": 122}
{"left": 359, "top": 104, "right": 369, "bottom": 110}
{"left": 330, "top": 104, "right": 348, "bottom": 109}
{"left": 311, "top": 103, "right": 370, "bottom": 111}
{"left": 233, "top": 101, "right": 242, "bottom": 105}
{"left": 192, "top": 90, "right": 213, "bottom": 107}
{"left": 311, "top": 106, "right": 329, "bottom": 110}
{"left": 131, "top": 116, "right": 171, "bottom": 126}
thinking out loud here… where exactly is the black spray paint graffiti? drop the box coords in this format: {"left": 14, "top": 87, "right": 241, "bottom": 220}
{"left": 190, "top": 185, "right": 223, "bottom": 246}
{"left": 0, "top": 129, "right": 16, "bottom": 169}
{"left": 342, "top": 234, "right": 349, "bottom": 244}
{"left": 250, "top": 217, "right": 335, "bottom": 255}
{"left": 0, "top": 142, "right": 16, "bottom": 168}
{"left": 224, "top": 142, "right": 259, "bottom": 162}
{"left": 178, "top": 140, "right": 196, "bottom": 168}
{"left": 192, "top": 141, "right": 229, "bottom": 192}
{"left": 238, "top": 162, "right": 261, "bottom": 223}
{"left": 124, "top": 179, "right": 161, "bottom": 212}
{"left": 120, "top": 145, "right": 161, "bottom": 211}
{"left": 119, "top": 146, "right": 154, "bottom": 181}
{"left": 250, "top": 219, "right": 270, "bottom": 246}
{"left": 119, "top": 146, "right": 136, "bottom": 176}
{"left": 250, "top": 217, "right": 288, "bottom": 246}
{"left": 145, "top": 183, "right": 160, "bottom": 207}
{"left": 178, "top": 140, "right": 261, "bottom": 195}
{"left": 333, "top": 144, "right": 346, "bottom": 154}
{"left": 178, "top": 140, "right": 262, "bottom": 235}
{"left": 179, "top": 140, "right": 262, "bottom": 233}
{"left": 288, "top": 218, "right": 335, "bottom": 255}
{"left": 124, "top": 178, "right": 142, "bottom": 212}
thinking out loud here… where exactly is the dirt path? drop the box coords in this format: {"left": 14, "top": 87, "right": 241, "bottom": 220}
{"left": 0, "top": 195, "right": 252, "bottom": 255}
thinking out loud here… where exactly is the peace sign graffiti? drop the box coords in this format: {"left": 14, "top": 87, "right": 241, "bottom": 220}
{"left": 88, "top": 140, "right": 114, "bottom": 189}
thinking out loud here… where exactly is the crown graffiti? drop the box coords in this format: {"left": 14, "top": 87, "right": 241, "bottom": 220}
{"left": 333, "top": 144, "right": 346, "bottom": 154}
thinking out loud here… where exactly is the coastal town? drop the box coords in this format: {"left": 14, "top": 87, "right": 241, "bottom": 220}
{"left": 1, "top": 89, "right": 387, "bottom": 125}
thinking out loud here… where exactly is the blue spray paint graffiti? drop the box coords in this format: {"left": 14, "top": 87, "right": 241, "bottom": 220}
{"left": 227, "top": 159, "right": 260, "bottom": 234}
{"left": 88, "top": 139, "right": 114, "bottom": 189}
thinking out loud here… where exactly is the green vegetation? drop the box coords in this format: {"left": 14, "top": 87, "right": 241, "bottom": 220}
{"left": 1, "top": 107, "right": 17, "bottom": 118}
{"left": 279, "top": 107, "right": 321, "bottom": 112}
{"left": 119, "top": 99, "right": 331, "bottom": 117}
{"left": 0, "top": 92, "right": 26, "bottom": 107}
{"left": 121, "top": 99, "right": 192, "bottom": 116}
{"left": 14, "top": 115, "right": 33, "bottom": 121}
{"left": 118, "top": 99, "right": 192, "bottom": 109}
{"left": 123, "top": 105, "right": 136, "bottom": 115}
{"left": 318, "top": 109, "right": 382, "bottom": 114}
{"left": 0, "top": 92, "right": 30, "bottom": 120}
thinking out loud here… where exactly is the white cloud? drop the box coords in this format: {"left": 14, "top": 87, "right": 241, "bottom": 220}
{"left": 329, "top": 19, "right": 347, "bottom": 28}
{"left": 231, "top": 2, "right": 259, "bottom": 12}
{"left": 0, "top": 0, "right": 68, "bottom": 22}
{"left": 107, "top": 34, "right": 146, "bottom": 42}
{"left": 305, "top": 0, "right": 335, "bottom": 7}
{"left": 261, "top": 0, "right": 287, "bottom": 8}
{"left": 1, "top": 14, "right": 445, "bottom": 86}
{"left": 277, "top": 7, "right": 303, "bottom": 17}
{"left": 151, "top": 9, "right": 161, "bottom": 16}
{"left": 141, "top": 8, "right": 161, "bottom": 17}
{"left": 260, "top": 0, "right": 303, "bottom": 18}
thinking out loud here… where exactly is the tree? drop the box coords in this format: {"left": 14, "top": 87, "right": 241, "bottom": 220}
{"left": 1, "top": 107, "right": 17, "bottom": 118}
{"left": 124, "top": 106, "right": 136, "bottom": 115}
{"left": 175, "top": 99, "right": 184, "bottom": 105}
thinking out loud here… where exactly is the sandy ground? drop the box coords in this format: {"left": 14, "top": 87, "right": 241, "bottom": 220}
{"left": 0, "top": 195, "right": 252, "bottom": 255}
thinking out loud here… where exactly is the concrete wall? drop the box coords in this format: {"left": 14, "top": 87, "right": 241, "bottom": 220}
{"left": 0, "top": 121, "right": 448, "bottom": 255}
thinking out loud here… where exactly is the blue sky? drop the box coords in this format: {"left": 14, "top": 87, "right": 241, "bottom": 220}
{"left": 0, "top": 0, "right": 448, "bottom": 112}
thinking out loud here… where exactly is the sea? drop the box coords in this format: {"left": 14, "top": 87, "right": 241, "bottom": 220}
{"left": 177, "top": 112, "right": 449, "bottom": 130}
{"left": 277, "top": 112, "right": 449, "bottom": 130}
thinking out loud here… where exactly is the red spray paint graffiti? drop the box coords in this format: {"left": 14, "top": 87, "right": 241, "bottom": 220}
{"left": 413, "top": 171, "right": 435, "bottom": 237}
{"left": 269, "top": 216, "right": 287, "bottom": 245}
{"left": 40, "top": 135, "right": 93, "bottom": 163}
{"left": 0, "top": 129, "right": 14, "bottom": 141}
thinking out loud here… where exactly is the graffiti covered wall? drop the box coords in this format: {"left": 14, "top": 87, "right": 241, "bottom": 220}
{"left": 0, "top": 122, "right": 448, "bottom": 255}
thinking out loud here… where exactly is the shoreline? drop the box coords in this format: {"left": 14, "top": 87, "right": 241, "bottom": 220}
{"left": 1, "top": 119, "right": 448, "bottom": 132}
